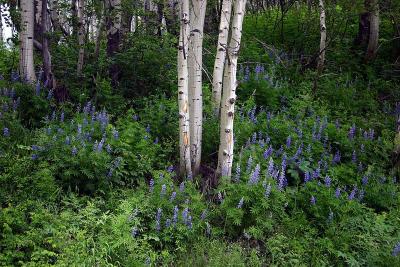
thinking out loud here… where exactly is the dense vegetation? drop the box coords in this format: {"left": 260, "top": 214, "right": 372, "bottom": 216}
{"left": 0, "top": 0, "right": 400, "bottom": 266}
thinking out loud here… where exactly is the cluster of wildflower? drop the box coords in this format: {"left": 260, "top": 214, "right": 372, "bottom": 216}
{"left": 0, "top": 88, "right": 20, "bottom": 134}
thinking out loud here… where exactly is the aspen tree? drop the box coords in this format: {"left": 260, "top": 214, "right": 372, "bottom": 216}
{"left": 0, "top": 6, "right": 3, "bottom": 43}
{"left": 317, "top": 0, "right": 326, "bottom": 72}
{"left": 212, "top": 0, "right": 232, "bottom": 116}
{"left": 217, "top": 0, "right": 247, "bottom": 178}
{"left": 20, "top": 0, "right": 36, "bottom": 82}
{"left": 77, "top": 0, "right": 85, "bottom": 75}
{"left": 188, "top": 0, "right": 206, "bottom": 175}
{"left": 178, "top": 0, "right": 192, "bottom": 177}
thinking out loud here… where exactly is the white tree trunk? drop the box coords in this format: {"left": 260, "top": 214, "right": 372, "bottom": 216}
{"left": 317, "top": 0, "right": 326, "bottom": 73}
{"left": 217, "top": 0, "right": 246, "bottom": 178}
{"left": 188, "top": 0, "right": 206, "bottom": 175}
{"left": 178, "top": 0, "right": 192, "bottom": 177}
{"left": 20, "top": 0, "right": 36, "bottom": 82}
{"left": 212, "top": 0, "right": 232, "bottom": 116}
{"left": 77, "top": 0, "right": 85, "bottom": 75}
{"left": 366, "top": 0, "right": 379, "bottom": 61}
{"left": 0, "top": 6, "right": 3, "bottom": 43}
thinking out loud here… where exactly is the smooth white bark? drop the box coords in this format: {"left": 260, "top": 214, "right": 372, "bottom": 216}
{"left": 317, "top": 0, "right": 326, "bottom": 72}
{"left": 212, "top": 0, "right": 232, "bottom": 116}
{"left": 188, "top": 0, "right": 206, "bottom": 175}
{"left": 178, "top": 0, "right": 192, "bottom": 177}
{"left": 217, "top": 0, "right": 246, "bottom": 178}
{"left": 0, "top": 6, "right": 3, "bottom": 43}
{"left": 20, "top": 0, "right": 36, "bottom": 82}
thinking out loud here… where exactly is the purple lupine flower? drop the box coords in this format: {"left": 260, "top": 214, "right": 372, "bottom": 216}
{"left": 358, "top": 189, "right": 365, "bottom": 200}
{"left": 158, "top": 173, "right": 164, "bottom": 182}
{"left": 360, "top": 144, "right": 365, "bottom": 153}
{"left": 249, "top": 107, "right": 257, "bottom": 123}
{"left": 72, "top": 146, "right": 78, "bottom": 155}
{"left": 234, "top": 163, "right": 241, "bottom": 182}
{"left": 281, "top": 153, "right": 287, "bottom": 171}
{"left": 348, "top": 124, "right": 356, "bottom": 140}
{"left": 97, "top": 138, "right": 105, "bottom": 152}
{"left": 31, "top": 154, "right": 39, "bottom": 160}
{"left": 149, "top": 179, "right": 155, "bottom": 193}
{"left": 182, "top": 207, "right": 189, "bottom": 224}
{"left": 165, "top": 219, "right": 171, "bottom": 228}
{"left": 286, "top": 135, "right": 292, "bottom": 148}
{"left": 248, "top": 164, "right": 261, "bottom": 185}
{"left": 263, "top": 145, "right": 273, "bottom": 159}
{"left": 112, "top": 129, "right": 119, "bottom": 140}
{"left": 352, "top": 150, "right": 357, "bottom": 163}
{"left": 251, "top": 132, "right": 257, "bottom": 144}
{"left": 264, "top": 183, "right": 272, "bottom": 198}
{"left": 106, "top": 144, "right": 112, "bottom": 153}
{"left": 332, "top": 150, "right": 341, "bottom": 164}
{"left": 3, "top": 127, "right": 9, "bottom": 137}
{"left": 293, "top": 144, "right": 303, "bottom": 160}
{"left": 362, "top": 175, "right": 368, "bottom": 186}
{"left": 304, "top": 171, "right": 311, "bottom": 183}
{"left": 325, "top": 176, "right": 331, "bottom": 187}
{"left": 310, "top": 196, "right": 316, "bottom": 205}
{"left": 369, "top": 129, "right": 374, "bottom": 140}
{"left": 237, "top": 197, "right": 244, "bottom": 208}
{"left": 179, "top": 182, "right": 185, "bottom": 192}
{"left": 172, "top": 206, "right": 179, "bottom": 226}
{"left": 155, "top": 208, "right": 162, "bottom": 231}
{"left": 278, "top": 169, "right": 286, "bottom": 191}
{"left": 348, "top": 186, "right": 357, "bottom": 200}
{"left": 167, "top": 165, "right": 174, "bottom": 173}
{"left": 35, "top": 81, "right": 41, "bottom": 96}
{"left": 267, "top": 158, "right": 274, "bottom": 176}
{"left": 244, "top": 66, "right": 250, "bottom": 81}
{"left": 246, "top": 156, "right": 253, "bottom": 173}
{"left": 313, "top": 165, "right": 321, "bottom": 179}
{"left": 60, "top": 112, "right": 64, "bottom": 122}
{"left": 154, "top": 137, "right": 159, "bottom": 144}
{"left": 335, "top": 187, "right": 341, "bottom": 198}
{"left": 187, "top": 215, "right": 193, "bottom": 229}
{"left": 169, "top": 191, "right": 176, "bottom": 202}
{"left": 132, "top": 114, "right": 139, "bottom": 121}
{"left": 392, "top": 242, "right": 400, "bottom": 256}
{"left": 65, "top": 136, "right": 71, "bottom": 145}
{"left": 145, "top": 124, "right": 151, "bottom": 133}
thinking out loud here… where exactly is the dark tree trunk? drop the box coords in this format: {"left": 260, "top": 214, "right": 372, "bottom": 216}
{"left": 354, "top": 12, "right": 370, "bottom": 47}
{"left": 106, "top": 0, "right": 121, "bottom": 87}
{"left": 71, "top": 0, "right": 78, "bottom": 36}
{"left": 41, "top": 0, "right": 54, "bottom": 88}
{"left": 165, "top": 0, "right": 178, "bottom": 36}
{"left": 157, "top": 1, "right": 165, "bottom": 36}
